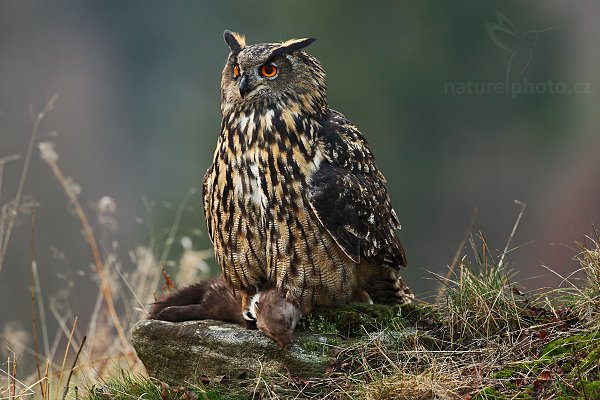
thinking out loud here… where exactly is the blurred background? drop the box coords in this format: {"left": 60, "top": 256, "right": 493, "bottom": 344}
{"left": 0, "top": 0, "right": 599, "bottom": 369}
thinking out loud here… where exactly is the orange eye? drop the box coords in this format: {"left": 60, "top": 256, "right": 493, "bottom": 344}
{"left": 233, "top": 64, "right": 240, "bottom": 78}
{"left": 259, "top": 63, "right": 278, "bottom": 78}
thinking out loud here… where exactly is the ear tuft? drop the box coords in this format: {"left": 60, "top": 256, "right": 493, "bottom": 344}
{"left": 270, "top": 37, "right": 316, "bottom": 59}
{"left": 223, "top": 30, "right": 246, "bottom": 54}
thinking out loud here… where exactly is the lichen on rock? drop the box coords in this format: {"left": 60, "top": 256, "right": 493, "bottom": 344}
{"left": 132, "top": 319, "right": 330, "bottom": 384}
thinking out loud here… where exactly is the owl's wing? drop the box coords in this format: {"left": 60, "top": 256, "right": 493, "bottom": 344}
{"left": 202, "top": 164, "right": 216, "bottom": 245}
{"left": 307, "top": 110, "right": 406, "bottom": 270}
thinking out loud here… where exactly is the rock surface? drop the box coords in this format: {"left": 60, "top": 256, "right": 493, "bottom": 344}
{"left": 132, "top": 303, "right": 436, "bottom": 385}
{"left": 132, "top": 319, "right": 330, "bottom": 384}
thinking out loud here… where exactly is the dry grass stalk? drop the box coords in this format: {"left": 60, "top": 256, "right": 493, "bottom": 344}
{"left": 0, "top": 154, "right": 22, "bottom": 253}
{"left": 11, "top": 351, "right": 17, "bottom": 400}
{"left": 29, "top": 237, "right": 44, "bottom": 398}
{"left": 362, "top": 368, "right": 463, "bottom": 400}
{"left": 437, "top": 207, "right": 478, "bottom": 303}
{"left": 0, "top": 94, "right": 58, "bottom": 273}
{"left": 43, "top": 359, "right": 49, "bottom": 400}
{"left": 39, "top": 144, "right": 129, "bottom": 352}
{"left": 61, "top": 336, "right": 86, "bottom": 400}
{"left": 56, "top": 316, "right": 78, "bottom": 399}
{"left": 575, "top": 233, "right": 600, "bottom": 326}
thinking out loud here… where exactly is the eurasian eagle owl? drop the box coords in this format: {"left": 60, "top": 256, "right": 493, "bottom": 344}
{"left": 203, "top": 31, "right": 413, "bottom": 315}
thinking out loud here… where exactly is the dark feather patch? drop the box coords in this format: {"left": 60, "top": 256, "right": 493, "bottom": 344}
{"left": 308, "top": 110, "right": 407, "bottom": 269}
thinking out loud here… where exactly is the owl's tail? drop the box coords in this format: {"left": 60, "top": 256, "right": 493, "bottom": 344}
{"left": 365, "top": 268, "right": 414, "bottom": 305}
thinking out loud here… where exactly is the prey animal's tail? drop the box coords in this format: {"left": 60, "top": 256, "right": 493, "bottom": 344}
{"left": 148, "top": 277, "right": 251, "bottom": 326}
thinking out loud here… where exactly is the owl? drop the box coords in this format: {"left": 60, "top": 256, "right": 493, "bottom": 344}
{"left": 203, "top": 31, "right": 413, "bottom": 315}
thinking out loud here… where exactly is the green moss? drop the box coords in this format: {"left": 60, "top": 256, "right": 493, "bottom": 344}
{"left": 200, "top": 386, "right": 252, "bottom": 400}
{"left": 300, "top": 333, "right": 351, "bottom": 355}
{"left": 298, "top": 302, "right": 438, "bottom": 338}
{"left": 581, "top": 380, "right": 600, "bottom": 399}
{"left": 541, "top": 329, "right": 599, "bottom": 382}
{"left": 302, "top": 314, "right": 339, "bottom": 334}
{"left": 471, "top": 387, "right": 533, "bottom": 400}
{"left": 561, "top": 361, "right": 573, "bottom": 373}
{"left": 491, "top": 328, "right": 600, "bottom": 400}
{"left": 85, "top": 373, "right": 252, "bottom": 400}
{"left": 542, "top": 330, "right": 598, "bottom": 358}
{"left": 494, "top": 366, "right": 521, "bottom": 379}
{"left": 302, "top": 341, "right": 323, "bottom": 352}
{"left": 494, "top": 329, "right": 599, "bottom": 377}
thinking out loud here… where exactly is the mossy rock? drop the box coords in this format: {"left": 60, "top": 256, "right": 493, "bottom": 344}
{"left": 132, "top": 303, "right": 439, "bottom": 385}
{"left": 132, "top": 319, "right": 330, "bottom": 385}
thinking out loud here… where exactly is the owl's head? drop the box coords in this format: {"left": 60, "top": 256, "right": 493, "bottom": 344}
{"left": 220, "top": 30, "right": 327, "bottom": 114}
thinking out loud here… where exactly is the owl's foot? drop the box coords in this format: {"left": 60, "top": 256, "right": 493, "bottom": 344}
{"left": 393, "top": 277, "right": 415, "bottom": 304}
{"left": 242, "top": 292, "right": 260, "bottom": 322}
{"left": 352, "top": 289, "right": 374, "bottom": 304}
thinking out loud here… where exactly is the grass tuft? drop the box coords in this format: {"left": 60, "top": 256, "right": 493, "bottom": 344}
{"left": 573, "top": 234, "right": 600, "bottom": 328}
{"left": 436, "top": 234, "right": 532, "bottom": 341}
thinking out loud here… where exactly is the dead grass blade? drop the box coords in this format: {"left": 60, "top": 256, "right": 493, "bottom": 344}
{"left": 498, "top": 200, "right": 526, "bottom": 268}
{"left": 29, "top": 229, "right": 44, "bottom": 398}
{"left": 56, "top": 317, "right": 78, "bottom": 400}
{"left": 437, "top": 207, "right": 478, "bottom": 303}
{"left": 61, "top": 336, "right": 86, "bottom": 400}
{"left": 0, "top": 94, "right": 58, "bottom": 273}
{"left": 39, "top": 143, "right": 129, "bottom": 351}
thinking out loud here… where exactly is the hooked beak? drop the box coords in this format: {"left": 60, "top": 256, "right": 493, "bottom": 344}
{"left": 239, "top": 75, "right": 251, "bottom": 99}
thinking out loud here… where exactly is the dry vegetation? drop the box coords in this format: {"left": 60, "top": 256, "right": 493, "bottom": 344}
{"left": 1, "top": 98, "right": 598, "bottom": 399}
{"left": 0, "top": 97, "right": 210, "bottom": 399}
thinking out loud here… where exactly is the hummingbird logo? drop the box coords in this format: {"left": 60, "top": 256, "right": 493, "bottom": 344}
{"left": 486, "top": 11, "right": 556, "bottom": 96}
